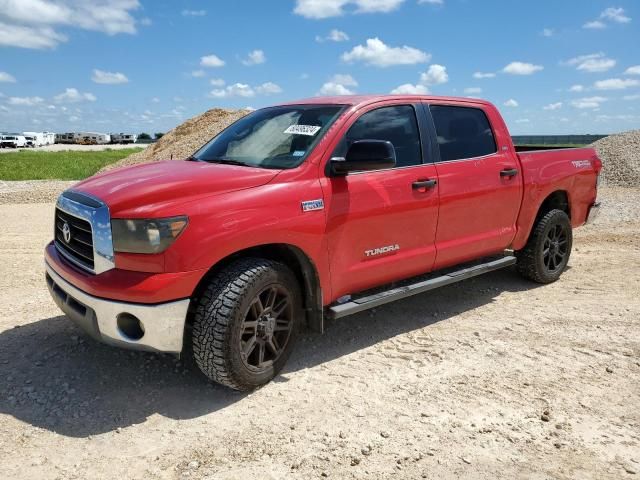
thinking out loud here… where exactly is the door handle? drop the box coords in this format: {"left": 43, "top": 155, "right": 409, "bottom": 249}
{"left": 500, "top": 168, "right": 518, "bottom": 177}
{"left": 412, "top": 179, "right": 437, "bottom": 189}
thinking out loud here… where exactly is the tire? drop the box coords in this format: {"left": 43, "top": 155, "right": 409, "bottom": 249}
{"left": 516, "top": 209, "right": 573, "bottom": 284}
{"left": 191, "top": 258, "right": 302, "bottom": 391}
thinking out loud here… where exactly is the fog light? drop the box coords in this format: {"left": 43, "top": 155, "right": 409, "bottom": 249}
{"left": 117, "top": 313, "right": 145, "bottom": 341}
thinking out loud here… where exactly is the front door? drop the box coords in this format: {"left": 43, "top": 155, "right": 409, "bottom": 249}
{"left": 322, "top": 104, "right": 440, "bottom": 300}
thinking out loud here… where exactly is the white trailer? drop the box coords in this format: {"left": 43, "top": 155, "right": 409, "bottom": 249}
{"left": 0, "top": 134, "right": 27, "bottom": 148}
{"left": 55, "top": 133, "right": 76, "bottom": 144}
{"left": 42, "top": 132, "right": 55, "bottom": 145}
{"left": 77, "top": 132, "right": 111, "bottom": 145}
{"left": 111, "top": 133, "right": 138, "bottom": 144}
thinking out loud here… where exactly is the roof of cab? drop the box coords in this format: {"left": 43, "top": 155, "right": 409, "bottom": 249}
{"left": 280, "top": 94, "right": 494, "bottom": 109}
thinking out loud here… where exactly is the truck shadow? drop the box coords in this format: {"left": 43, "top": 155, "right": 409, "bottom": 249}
{"left": 0, "top": 268, "right": 542, "bottom": 438}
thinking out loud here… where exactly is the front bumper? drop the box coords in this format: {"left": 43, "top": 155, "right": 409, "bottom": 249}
{"left": 45, "top": 262, "right": 190, "bottom": 354}
{"left": 585, "top": 201, "right": 601, "bottom": 224}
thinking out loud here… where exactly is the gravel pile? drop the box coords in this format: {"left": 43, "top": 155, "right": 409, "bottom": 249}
{"left": 590, "top": 130, "right": 640, "bottom": 187}
{"left": 100, "top": 108, "right": 248, "bottom": 172}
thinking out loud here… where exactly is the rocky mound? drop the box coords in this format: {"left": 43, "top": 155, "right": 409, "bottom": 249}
{"left": 590, "top": 130, "right": 640, "bottom": 187}
{"left": 101, "top": 108, "right": 249, "bottom": 172}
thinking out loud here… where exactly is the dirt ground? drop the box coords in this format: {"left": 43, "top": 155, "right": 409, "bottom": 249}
{"left": 0, "top": 186, "right": 638, "bottom": 480}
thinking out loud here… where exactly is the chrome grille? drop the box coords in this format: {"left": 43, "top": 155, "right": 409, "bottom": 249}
{"left": 55, "top": 208, "right": 95, "bottom": 270}
{"left": 53, "top": 190, "right": 115, "bottom": 275}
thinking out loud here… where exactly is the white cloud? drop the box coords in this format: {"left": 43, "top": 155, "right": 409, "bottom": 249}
{"left": 600, "top": 7, "right": 631, "bottom": 24}
{"left": 569, "top": 84, "right": 585, "bottom": 92}
{"left": 255, "top": 82, "right": 282, "bottom": 94}
{"left": 181, "top": 9, "right": 206, "bottom": 16}
{"left": 151, "top": 97, "right": 160, "bottom": 103}
{"left": 318, "top": 82, "right": 355, "bottom": 95}
{"left": 0, "top": 22, "right": 67, "bottom": 49}
{"left": 8, "top": 96, "right": 44, "bottom": 106}
{"left": 390, "top": 83, "right": 429, "bottom": 94}
{"left": 564, "top": 53, "right": 616, "bottom": 73}
{"left": 464, "top": 87, "right": 482, "bottom": 94}
{"left": 341, "top": 37, "right": 430, "bottom": 67}
{"left": 571, "top": 96, "right": 607, "bottom": 109}
{"left": 543, "top": 102, "right": 563, "bottom": 110}
{"left": 210, "top": 81, "right": 282, "bottom": 98}
{"left": 191, "top": 70, "right": 206, "bottom": 78}
{"left": 316, "top": 29, "right": 349, "bottom": 42}
{"left": 593, "top": 78, "right": 640, "bottom": 90}
{"left": 200, "top": 54, "right": 225, "bottom": 68}
{"left": 418, "top": 0, "right": 443, "bottom": 4}
{"left": 0, "top": 0, "right": 139, "bottom": 49}
{"left": 473, "top": 72, "right": 495, "bottom": 79}
{"left": 210, "top": 83, "right": 254, "bottom": 98}
{"left": 140, "top": 17, "right": 152, "bottom": 26}
{"left": 623, "top": 94, "right": 640, "bottom": 100}
{"left": 210, "top": 78, "right": 225, "bottom": 87}
{"left": 420, "top": 64, "right": 448, "bottom": 85}
{"left": 294, "top": 0, "right": 405, "bottom": 19}
{"left": 583, "top": 20, "right": 606, "bottom": 29}
{"left": 583, "top": 7, "right": 631, "bottom": 29}
{"left": 541, "top": 28, "right": 554, "bottom": 37}
{"left": 504, "top": 99, "right": 519, "bottom": 107}
{"left": 54, "top": 87, "right": 96, "bottom": 103}
{"left": 242, "top": 49, "right": 266, "bottom": 66}
{"left": 0, "top": 71, "right": 16, "bottom": 83}
{"left": 515, "top": 118, "right": 530, "bottom": 124}
{"left": 330, "top": 74, "right": 358, "bottom": 87}
{"left": 318, "top": 74, "right": 358, "bottom": 95}
{"left": 502, "top": 61, "right": 544, "bottom": 75}
{"left": 624, "top": 66, "right": 640, "bottom": 76}
{"left": 91, "top": 69, "right": 128, "bottom": 84}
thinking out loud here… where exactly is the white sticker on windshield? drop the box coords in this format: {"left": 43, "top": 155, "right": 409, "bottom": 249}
{"left": 284, "top": 125, "right": 321, "bottom": 136}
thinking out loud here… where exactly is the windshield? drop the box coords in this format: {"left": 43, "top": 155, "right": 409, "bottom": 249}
{"left": 192, "top": 104, "right": 344, "bottom": 169}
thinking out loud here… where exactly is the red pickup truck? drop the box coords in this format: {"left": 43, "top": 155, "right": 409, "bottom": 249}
{"left": 45, "top": 95, "right": 601, "bottom": 390}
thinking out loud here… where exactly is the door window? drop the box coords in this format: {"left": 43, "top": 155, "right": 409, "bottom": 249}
{"left": 335, "top": 105, "right": 423, "bottom": 168}
{"left": 430, "top": 105, "right": 497, "bottom": 161}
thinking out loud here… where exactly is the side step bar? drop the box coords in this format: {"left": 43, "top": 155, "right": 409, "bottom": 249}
{"left": 327, "top": 256, "right": 516, "bottom": 319}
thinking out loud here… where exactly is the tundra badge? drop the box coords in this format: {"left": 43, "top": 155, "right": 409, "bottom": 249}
{"left": 301, "top": 199, "right": 324, "bottom": 212}
{"left": 365, "top": 244, "right": 400, "bottom": 257}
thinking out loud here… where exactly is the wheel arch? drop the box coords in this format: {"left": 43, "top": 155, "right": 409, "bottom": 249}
{"left": 535, "top": 190, "right": 570, "bottom": 222}
{"left": 185, "top": 243, "right": 324, "bottom": 339}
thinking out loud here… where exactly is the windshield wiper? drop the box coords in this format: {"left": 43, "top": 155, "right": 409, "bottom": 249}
{"left": 202, "top": 157, "right": 253, "bottom": 167}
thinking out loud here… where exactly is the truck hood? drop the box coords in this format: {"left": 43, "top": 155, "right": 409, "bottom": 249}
{"left": 73, "top": 160, "right": 281, "bottom": 217}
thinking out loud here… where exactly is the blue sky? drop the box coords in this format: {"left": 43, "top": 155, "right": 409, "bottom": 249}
{"left": 0, "top": 0, "right": 639, "bottom": 135}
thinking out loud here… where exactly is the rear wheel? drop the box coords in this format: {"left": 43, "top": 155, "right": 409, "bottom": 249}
{"left": 516, "top": 209, "right": 572, "bottom": 284}
{"left": 191, "top": 258, "right": 302, "bottom": 391}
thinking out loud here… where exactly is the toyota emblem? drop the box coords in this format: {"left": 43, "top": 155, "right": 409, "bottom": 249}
{"left": 62, "top": 222, "right": 72, "bottom": 243}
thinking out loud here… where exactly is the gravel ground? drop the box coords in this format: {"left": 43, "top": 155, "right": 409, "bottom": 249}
{"left": 0, "top": 144, "right": 149, "bottom": 154}
{"left": 0, "top": 186, "right": 638, "bottom": 479}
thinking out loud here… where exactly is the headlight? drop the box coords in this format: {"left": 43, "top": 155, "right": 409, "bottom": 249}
{"left": 111, "top": 216, "right": 188, "bottom": 254}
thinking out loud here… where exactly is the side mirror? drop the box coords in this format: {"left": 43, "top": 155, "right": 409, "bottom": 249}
{"left": 330, "top": 140, "right": 396, "bottom": 175}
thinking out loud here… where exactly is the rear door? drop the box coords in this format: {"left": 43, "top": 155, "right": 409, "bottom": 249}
{"left": 425, "top": 103, "right": 522, "bottom": 269}
{"left": 323, "top": 103, "right": 440, "bottom": 299}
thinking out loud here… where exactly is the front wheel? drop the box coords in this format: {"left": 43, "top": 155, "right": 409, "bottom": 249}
{"left": 191, "top": 258, "right": 302, "bottom": 391}
{"left": 516, "top": 209, "right": 573, "bottom": 284}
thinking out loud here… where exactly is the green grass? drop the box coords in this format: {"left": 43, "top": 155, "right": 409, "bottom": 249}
{"left": 0, "top": 148, "right": 143, "bottom": 181}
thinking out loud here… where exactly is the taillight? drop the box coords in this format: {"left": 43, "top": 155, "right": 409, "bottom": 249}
{"left": 592, "top": 155, "right": 602, "bottom": 190}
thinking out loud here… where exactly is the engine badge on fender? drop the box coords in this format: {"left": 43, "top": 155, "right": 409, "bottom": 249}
{"left": 301, "top": 199, "right": 324, "bottom": 212}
